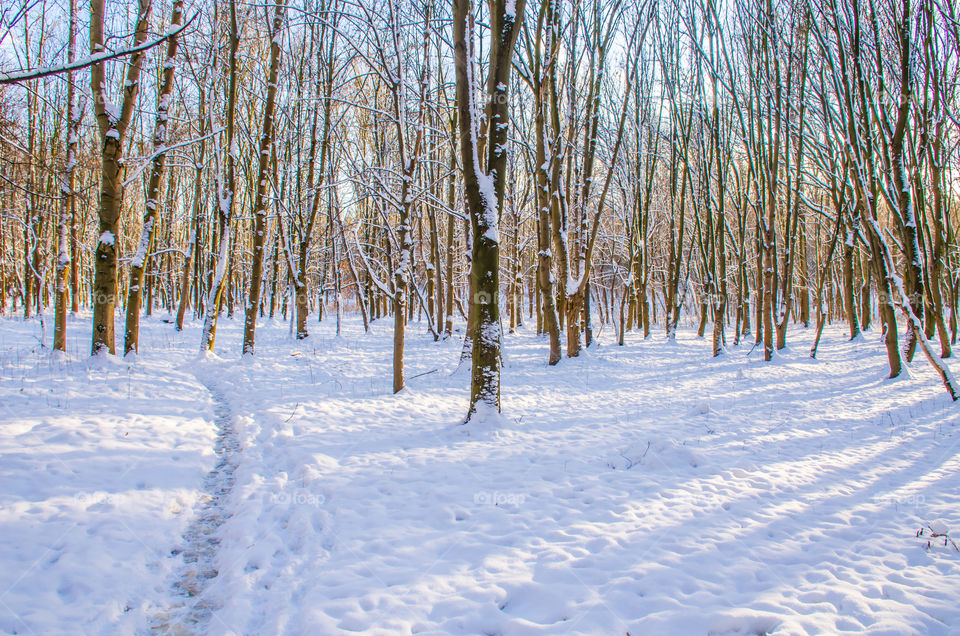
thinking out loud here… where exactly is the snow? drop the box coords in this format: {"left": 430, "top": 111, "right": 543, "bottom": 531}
{"left": 130, "top": 218, "right": 155, "bottom": 269}
{"left": 0, "top": 314, "right": 215, "bottom": 633}
{"left": 463, "top": 26, "right": 500, "bottom": 246}
{"left": 98, "top": 231, "right": 115, "bottom": 246}
{"left": 929, "top": 519, "right": 950, "bottom": 536}
{"left": 1, "top": 313, "right": 959, "bottom": 634}
{"left": 102, "top": 98, "right": 120, "bottom": 124}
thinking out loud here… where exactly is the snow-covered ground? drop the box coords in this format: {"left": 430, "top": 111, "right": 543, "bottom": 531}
{"left": 1, "top": 310, "right": 958, "bottom": 635}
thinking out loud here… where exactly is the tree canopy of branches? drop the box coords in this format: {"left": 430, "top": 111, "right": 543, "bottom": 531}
{"left": 1, "top": 0, "right": 959, "bottom": 408}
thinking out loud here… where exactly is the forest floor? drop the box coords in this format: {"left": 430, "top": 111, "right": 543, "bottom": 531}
{"left": 1, "top": 310, "right": 959, "bottom": 635}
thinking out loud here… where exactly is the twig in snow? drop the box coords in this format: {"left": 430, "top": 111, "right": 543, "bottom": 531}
{"left": 918, "top": 523, "right": 959, "bottom": 552}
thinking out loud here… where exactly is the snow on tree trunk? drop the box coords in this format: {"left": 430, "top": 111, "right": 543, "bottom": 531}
{"left": 454, "top": 0, "right": 526, "bottom": 419}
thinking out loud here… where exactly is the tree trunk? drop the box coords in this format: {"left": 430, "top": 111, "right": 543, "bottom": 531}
{"left": 199, "top": 0, "right": 239, "bottom": 353}
{"left": 176, "top": 142, "right": 205, "bottom": 331}
{"left": 863, "top": 211, "right": 902, "bottom": 378}
{"left": 89, "top": 0, "right": 152, "bottom": 355}
{"left": 443, "top": 122, "right": 457, "bottom": 339}
{"left": 842, "top": 228, "right": 861, "bottom": 340}
{"left": 242, "top": 0, "right": 286, "bottom": 355}
{"left": 124, "top": 0, "right": 184, "bottom": 355}
{"left": 54, "top": 0, "right": 80, "bottom": 352}
{"left": 454, "top": 0, "right": 525, "bottom": 417}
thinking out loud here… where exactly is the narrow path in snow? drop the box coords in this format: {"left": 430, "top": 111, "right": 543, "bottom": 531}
{"left": 152, "top": 377, "right": 240, "bottom": 634}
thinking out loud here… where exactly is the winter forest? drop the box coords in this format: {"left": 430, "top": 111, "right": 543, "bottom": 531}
{"left": 1, "top": 0, "right": 960, "bottom": 632}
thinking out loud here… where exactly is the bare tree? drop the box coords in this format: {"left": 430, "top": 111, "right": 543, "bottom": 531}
{"left": 89, "top": 0, "right": 153, "bottom": 355}
{"left": 53, "top": 0, "right": 80, "bottom": 352}
{"left": 454, "top": 0, "right": 526, "bottom": 417}
{"left": 124, "top": 0, "right": 185, "bottom": 355}
{"left": 242, "top": 0, "right": 287, "bottom": 355}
